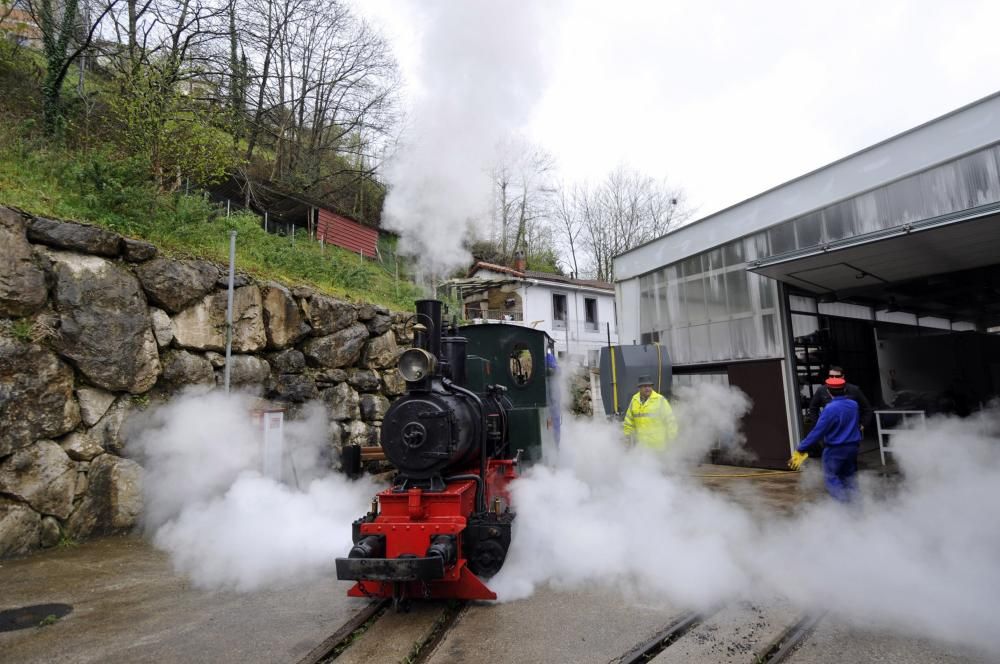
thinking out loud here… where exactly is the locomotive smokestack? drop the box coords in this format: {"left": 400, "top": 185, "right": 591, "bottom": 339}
{"left": 441, "top": 336, "right": 468, "bottom": 385}
{"left": 416, "top": 299, "right": 443, "bottom": 363}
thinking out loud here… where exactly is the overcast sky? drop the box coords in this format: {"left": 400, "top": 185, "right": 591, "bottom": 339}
{"left": 354, "top": 0, "right": 1000, "bottom": 220}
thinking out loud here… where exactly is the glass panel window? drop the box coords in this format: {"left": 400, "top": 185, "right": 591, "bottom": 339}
{"left": 584, "top": 297, "right": 598, "bottom": 331}
{"left": 681, "top": 275, "right": 708, "bottom": 324}
{"left": 708, "top": 321, "right": 733, "bottom": 361}
{"left": 768, "top": 222, "right": 796, "bottom": 254}
{"left": 669, "top": 327, "right": 691, "bottom": 364}
{"left": 761, "top": 313, "right": 779, "bottom": 356}
{"left": 552, "top": 293, "right": 567, "bottom": 329}
{"left": 789, "top": 294, "right": 817, "bottom": 313}
{"left": 722, "top": 240, "right": 745, "bottom": 267}
{"left": 724, "top": 269, "right": 751, "bottom": 314}
{"left": 704, "top": 270, "right": 728, "bottom": 321}
{"left": 731, "top": 316, "right": 759, "bottom": 359}
{"left": 688, "top": 323, "right": 711, "bottom": 363}
{"left": 756, "top": 273, "right": 776, "bottom": 310}
{"left": 794, "top": 211, "right": 823, "bottom": 248}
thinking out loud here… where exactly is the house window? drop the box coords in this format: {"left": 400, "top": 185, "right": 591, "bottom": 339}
{"left": 552, "top": 293, "right": 567, "bottom": 329}
{"left": 584, "top": 298, "right": 598, "bottom": 331}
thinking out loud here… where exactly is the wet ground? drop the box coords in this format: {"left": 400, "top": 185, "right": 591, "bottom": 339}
{"left": 0, "top": 463, "right": 990, "bottom": 664}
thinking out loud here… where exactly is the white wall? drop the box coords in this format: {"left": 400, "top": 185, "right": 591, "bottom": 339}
{"left": 615, "top": 277, "right": 642, "bottom": 347}
{"left": 522, "top": 281, "right": 618, "bottom": 365}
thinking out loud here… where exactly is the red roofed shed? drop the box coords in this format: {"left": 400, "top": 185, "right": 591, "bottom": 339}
{"left": 316, "top": 209, "right": 378, "bottom": 257}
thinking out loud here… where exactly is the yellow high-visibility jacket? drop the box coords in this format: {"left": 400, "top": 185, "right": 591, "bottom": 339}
{"left": 622, "top": 390, "right": 678, "bottom": 450}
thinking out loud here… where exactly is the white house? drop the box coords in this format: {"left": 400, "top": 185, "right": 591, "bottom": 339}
{"left": 452, "top": 258, "right": 618, "bottom": 367}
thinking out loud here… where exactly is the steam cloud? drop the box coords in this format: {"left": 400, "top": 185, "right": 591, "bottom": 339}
{"left": 494, "top": 384, "right": 1000, "bottom": 657}
{"left": 129, "top": 390, "right": 380, "bottom": 591}
{"left": 381, "top": 1, "right": 560, "bottom": 276}
{"left": 129, "top": 382, "right": 1000, "bottom": 656}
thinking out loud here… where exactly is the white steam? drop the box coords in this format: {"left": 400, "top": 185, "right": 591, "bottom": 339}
{"left": 381, "top": 1, "right": 561, "bottom": 275}
{"left": 494, "top": 384, "right": 1000, "bottom": 656}
{"left": 129, "top": 390, "right": 380, "bottom": 591}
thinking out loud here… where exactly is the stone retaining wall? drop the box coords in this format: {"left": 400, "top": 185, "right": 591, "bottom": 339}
{"left": 0, "top": 207, "right": 411, "bottom": 557}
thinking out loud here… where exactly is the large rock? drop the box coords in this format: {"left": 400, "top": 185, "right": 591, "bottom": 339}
{"left": 347, "top": 369, "right": 381, "bottom": 392}
{"left": 391, "top": 311, "right": 413, "bottom": 345}
{"left": 360, "top": 394, "right": 390, "bottom": 421}
{"left": 0, "top": 207, "right": 48, "bottom": 316}
{"left": 171, "top": 285, "right": 266, "bottom": 353}
{"left": 149, "top": 308, "right": 174, "bottom": 348}
{"left": 160, "top": 349, "right": 215, "bottom": 388}
{"left": 363, "top": 305, "right": 392, "bottom": 335}
{"left": 302, "top": 322, "right": 369, "bottom": 369}
{"left": 122, "top": 238, "right": 157, "bottom": 263}
{"left": 219, "top": 355, "right": 270, "bottom": 387}
{"left": 76, "top": 386, "right": 115, "bottom": 427}
{"left": 269, "top": 373, "right": 317, "bottom": 403}
{"left": 134, "top": 257, "right": 219, "bottom": 313}
{"left": 269, "top": 349, "right": 306, "bottom": 374}
{"left": 45, "top": 250, "right": 161, "bottom": 393}
{"left": 59, "top": 430, "right": 105, "bottom": 461}
{"left": 315, "top": 368, "right": 348, "bottom": 387}
{"left": 27, "top": 217, "right": 122, "bottom": 257}
{"left": 362, "top": 330, "right": 399, "bottom": 369}
{"left": 0, "top": 335, "right": 80, "bottom": 456}
{"left": 321, "top": 382, "right": 360, "bottom": 421}
{"left": 303, "top": 295, "right": 357, "bottom": 335}
{"left": 90, "top": 396, "right": 135, "bottom": 456}
{"left": 261, "top": 282, "right": 309, "bottom": 349}
{"left": 65, "top": 454, "right": 143, "bottom": 538}
{"left": 40, "top": 516, "right": 61, "bottom": 548}
{"left": 0, "top": 441, "right": 76, "bottom": 519}
{"left": 345, "top": 420, "right": 374, "bottom": 446}
{"left": 381, "top": 369, "right": 406, "bottom": 397}
{"left": 0, "top": 499, "right": 41, "bottom": 558}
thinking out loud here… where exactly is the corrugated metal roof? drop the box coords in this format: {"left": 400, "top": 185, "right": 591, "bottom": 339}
{"left": 317, "top": 209, "right": 378, "bottom": 257}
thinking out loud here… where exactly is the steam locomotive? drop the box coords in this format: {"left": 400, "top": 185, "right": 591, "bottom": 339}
{"left": 336, "top": 299, "right": 556, "bottom": 607}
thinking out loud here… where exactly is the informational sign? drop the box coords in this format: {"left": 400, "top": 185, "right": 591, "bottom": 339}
{"left": 251, "top": 409, "right": 285, "bottom": 481}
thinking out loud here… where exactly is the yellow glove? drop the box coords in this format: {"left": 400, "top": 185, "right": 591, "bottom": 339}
{"left": 788, "top": 450, "right": 809, "bottom": 470}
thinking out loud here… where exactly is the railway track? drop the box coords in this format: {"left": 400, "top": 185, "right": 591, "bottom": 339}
{"left": 295, "top": 599, "right": 467, "bottom": 664}
{"left": 610, "top": 605, "right": 825, "bottom": 664}
{"left": 297, "top": 597, "right": 824, "bottom": 664}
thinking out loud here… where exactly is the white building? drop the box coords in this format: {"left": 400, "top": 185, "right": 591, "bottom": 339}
{"left": 454, "top": 260, "right": 618, "bottom": 367}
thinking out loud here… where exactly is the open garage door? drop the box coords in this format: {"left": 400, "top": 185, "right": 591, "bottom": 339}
{"left": 751, "top": 214, "right": 1000, "bottom": 464}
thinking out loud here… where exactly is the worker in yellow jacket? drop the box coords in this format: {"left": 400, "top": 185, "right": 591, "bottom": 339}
{"left": 622, "top": 375, "right": 678, "bottom": 450}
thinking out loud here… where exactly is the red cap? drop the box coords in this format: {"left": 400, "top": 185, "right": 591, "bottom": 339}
{"left": 825, "top": 377, "right": 846, "bottom": 388}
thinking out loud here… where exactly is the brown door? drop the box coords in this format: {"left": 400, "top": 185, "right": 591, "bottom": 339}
{"left": 727, "top": 360, "right": 791, "bottom": 469}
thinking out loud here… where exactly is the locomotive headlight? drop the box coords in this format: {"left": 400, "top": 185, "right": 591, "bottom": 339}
{"left": 398, "top": 348, "right": 437, "bottom": 382}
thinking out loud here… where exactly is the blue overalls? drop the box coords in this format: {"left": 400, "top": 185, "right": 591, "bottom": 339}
{"left": 798, "top": 396, "right": 862, "bottom": 502}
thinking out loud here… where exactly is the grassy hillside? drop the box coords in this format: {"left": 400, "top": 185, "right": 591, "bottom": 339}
{"left": 0, "top": 127, "right": 422, "bottom": 310}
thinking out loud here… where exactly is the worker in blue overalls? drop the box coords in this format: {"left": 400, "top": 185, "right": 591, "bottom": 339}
{"left": 545, "top": 349, "right": 561, "bottom": 447}
{"left": 789, "top": 376, "right": 862, "bottom": 502}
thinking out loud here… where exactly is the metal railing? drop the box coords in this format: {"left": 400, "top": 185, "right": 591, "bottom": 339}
{"left": 464, "top": 308, "right": 524, "bottom": 321}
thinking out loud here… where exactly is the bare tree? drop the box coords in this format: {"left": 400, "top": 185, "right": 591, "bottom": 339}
{"left": 558, "top": 166, "right": 689, "bottom": 282}
{"left": 490, "top": 137, "right": 557, "bottom": 264}
{"left": 552, "top": 183, "right": 586, "bottom": 277}
{"left": 240, "top": 0, "right": 398, "bottom": 204}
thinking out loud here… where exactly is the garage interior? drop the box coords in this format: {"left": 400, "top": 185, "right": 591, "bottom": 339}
{"left": 752, "top": 213, "right": 1000, "bottom": 464}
